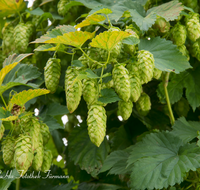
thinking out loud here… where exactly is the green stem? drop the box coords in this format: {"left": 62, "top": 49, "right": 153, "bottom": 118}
{"left": 16, "top": 178, "right": 20, "bottom": 190}
{"left": 106, "top": 15, "right": 112, "bottom": 28}
{"left": 0, "top": 93, "right": 7, "bottom": 107}
{"left": 163, "top": 72, "right": 175, "bottom": 125}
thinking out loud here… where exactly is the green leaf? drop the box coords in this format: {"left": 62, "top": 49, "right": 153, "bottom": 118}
{"left": 75, "top": 14, "right": 106, "bottom": 29}
{"left": 139, "top": 37, "right": 192, "bottom": 73}
{"left": 92, "top": 8, "right": 112, "bottom": 15}
{"left": 34, "top": 44, "right": 66, "bottom": 52}
{"left": 85, "top": 69, "right": 99, "bottom": 78}
{"left": 41, "top": 115, "right": 64, "bottom": 131}
{"left": 0, "top": 107, "right": 11, "bottom": 120}
{"left": 122, "top": 36, "right": 140, "bottom": 45}
{"left": 72, "top": 60, "right": 84, "bottom": 67}
{"left": 46, "top": 102, "right": 69, "bottom": 116}
{"left": 98, "top": 88, "right": 121, "bottom": 104}
{"left": 0, "top": 18, "right": 6, "bottom": 39}
{"left": 31, "top": 25, "right": 76, "bottom": 43}
{"left": 90, "top": 31, "right": 130, "bottom": 51}
{"left": 51, "top": 181, "right": 78, "bottom": 190}
{"left": 100, "top": 149, "right": 131, "bottom": 175}
{"left": 78, "top": 182, "right": 122, "bottom": 190}
{"left": 147, "top": 0, "right": 184, "bottom": 21}
{"left": 26, "top": 7, "right": 44, "bottom": 16}
{"left": 127, "top": 131, "right": 200, "bottom": 190}
{"left": 68, "top": 123, "right": 110, "bottom": 177}
{"left": 8, "top": 89, "right": 50, "bottom": 110}
{"left": 171, "top": 117, "right": 200, "bottom": 143}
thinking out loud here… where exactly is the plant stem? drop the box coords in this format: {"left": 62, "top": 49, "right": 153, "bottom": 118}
{"left": 163, "top": 72, "right": 175, "bottom": 125}
{"left": 16, "top": 178, "right": 20, "bottom": 190}
{"left": 0, "top": 93, "right": 7, "bottom": 107}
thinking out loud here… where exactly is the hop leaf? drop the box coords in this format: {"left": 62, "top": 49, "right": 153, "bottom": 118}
{"left": 41, "top": 149, "right": 53, "bottom": 172}
{"left": 117, "top": 100, "right": 133, "bottom": 120}
{"left": 44, "top": 58, "right": 61, "bottom": 93}
{"left": 112, "top": 63, "right": 130, "bottom": 102}
{"left": 14, "top": 135, "right": 33, "bottom": 176}
{"left": 2, "top": 137, "right": 15, "bottom": 165}
{"left": 87, "top": 104, "right": 107, "bottom": 147}
{"left": 171, "top": 23, "right": 187, "bottom": 46}
{"left": 136, "top": 92, "right": 151, "bottom": 116}
{"left": 174, "top": 97, "right": 190, "bottom": 117}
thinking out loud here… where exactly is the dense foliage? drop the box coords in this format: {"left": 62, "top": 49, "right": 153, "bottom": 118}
{"left": 1, "top": 0, "right": 200, "bottom": 189}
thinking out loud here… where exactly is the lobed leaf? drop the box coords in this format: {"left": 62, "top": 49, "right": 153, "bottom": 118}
{"left": 122, "top": 36, "right": 140, "bottom": 45}
{"left": 90, "top": 31, "right": 130, "bottom": 51}
{"left": 98, "top": 88, "right": 121, "bottom": 104}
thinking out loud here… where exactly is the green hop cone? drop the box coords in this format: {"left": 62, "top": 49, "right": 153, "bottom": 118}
{"left": 102, "top": 79, "right": 114, "bottom": 89}
{"left": 185, "top": 12, "right": 200, "bottom": 42}
{"left": 174, "top": 97, "right": 190, "bottom": 117}
{"left": 177, "top": 45, "right": 190, "bottom": 61}
{"left": 57, "top": 0, "right": 69, "bottom": 15}
{"left": 153, "top": 16, "right": 170, "bottom": 34}
{"left": 153, "top": 68, "right": 162, "bottom": 80}
{"left": 136, "top": 92, "right": 151, "bottom": 116}
{"left": 117, "top": 100, "right": 133, "bottom": 120}
{"left": 137, "top": 50, "right": 155, "bottom": 84}
{"left": 40, "top": 122, "right": 50, "bottom": 145}
{"left": 0, "top": 123, "right": 5, "bottom": 140}
{"left": 112, "top": 63, "right": 131, "bottom": 102}
{"left": 41, "top": 149, "right": 53, "bottom": 172}
{"left": 130, "top": 75, "right": 142, "bottom": 102}
{"left": 44, "top": 58, "right": 61, "bottom": 93}
{"left": 32, "top": 133, "right": 44, "bottom": 171}
{"left": 87, "top": 104, "right": 107, "bottom": 147}
{"left": 2, "top": 137, "right": 15, "bottom": 165}
{"left": 190, "top": 38, "right": 200, "bottom": 61}
{"left": 22, "top": 116, "right": 41, "bottom": 151}
{"left": 83, "top": 78, "right": 98, "bottom": 105}
{"left": 14, "top": 23, "right": 31, "bottom": 53}
{"left": 14, "top": 135, "right": 33, "bottom": 176}
{"left": 65, "top": 66, "right": 82, "bottom": 113}
{"left": 78, "top": 54, "right": 89, "bottom": 68}
{"left": 171, "top": 23, "right": 187, "bottom": 46}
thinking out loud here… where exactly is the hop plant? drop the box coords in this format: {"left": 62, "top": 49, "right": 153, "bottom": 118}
{"left": 153, "top": 16, "right": 170, "bottom": 34}
{"left": 190, "top": 38, "right": 200, "bottom": 61}
{"left": 57, "top": 0, "right": 69, "bottom": 15}
{"left": 130, "top": 75, "right": 142, "bottom": 102}
{"left": 82, "top": 78, "right": 98, "bottom": 105}
{"left": 87, "top": 104, "right": 107, "bottom": 147}
{"left": 185, "top": 12, "right": 200, "bottom": 42}
{"left": 65, "top": 66, "right": 82, "bottom": 113}
{"left": 14, "top": 135, "right": 33, "bottom": 176}
{"left": 40, "top": 122, "right": 50, "bottom": 145}
{"left": 14, "top": 23, "right": 32, "bottom": 53}
{"left": 180, "top": 0, "right": 199, "bottom": 13}
{"left": 0, "top": 123, "right": 5, "bottom": 140}
{"left": 174, "top": 97, "right": 190, "bottom": 117}
{"left": 136, "top": 50, "right": 155, "bottom": 84}
{"left": 44, "top": 58, "right": 61, "bottom": 93}
{"left": 102, "top": 79, "right": 114, "bottom": 89}
{"left": 136, "top": 92, "right": 151, "bottom": 116}
{"left": 171, "top": 23, "right": 187, "bottom": 46}
{"left": 177, "top": 45, "right": 190, "bottom": 61}
{"left": 2, "top": 137, "right": 15, "bottom": 165}
{"left": 117, "top": 100, "right": 133, "bottom": 120}
{"left": 32, "top": 133, "right": 44, "bottom": 171}
{"left": 153, "top": 68, "right": 162, "bottom": 80}
{"left": 41, "top": 149, "right": 53, "bottom": 172}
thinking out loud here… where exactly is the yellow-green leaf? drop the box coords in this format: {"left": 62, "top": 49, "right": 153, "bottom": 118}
{"left": 92, "top": 8, "right": 112, "bottom": 15}
{"left": 0, "top": 115, "right": 18, "bottom": 121}
{"left": 8, "top": 89, "right": 50, "bottom": 110}
{"left": 75, "top": 15, "right": 106, "bottom": 29}
{"left": 45, "top": 31, "right": 94, "bottom": 48}
{"left": 0, "top": 0, "right": 26, "bottom": 17}
{"left": 90, "top": 31, "right": 130, "bottom": 51}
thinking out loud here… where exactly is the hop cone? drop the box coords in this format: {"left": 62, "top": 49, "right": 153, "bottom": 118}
{"left": 78, "top": 54, "right": 89, "bottom": 68}
{"left": 57, "top": 0, "right": 69, "bottom": 15}
{"left": 22, "top": 116, "right": 41, "bottom": 151}
{"left": 126, "top": 61, "right": 140, "bottom": 77}
{"left": 190, "top": 38, "right": 200, "bottom": 61}
{"left": 2, "top": 24, "right": 15, "bottom": 55}
{"left": 117, "top": 100, "right": 133, "bottom": 120}
{"left": 174, "top": 97, "right": 190, "bottom": 117}
{"left": 185, "top": 12, "right": 200, "bottom": 42}
{"left": 177, "top": 45, "right": 190, "bottom": 61}
{"left": 14, "top": 23, "right": 31, "bottom": 53}
{"left": 41, "top": 149, "right": 53, "bottom": 172}
{"left": 137, "top": 50, "right": 155, "bottom": 84}
{"left": 44, "top": 58, "right": 61, "bottom": 93}
{"left": 65, "top": 66, "right": 82, "bottom": 113}
{"left": 83, "top": 78, "right": 98, "bottom": 105}
{"left": 2, "top": 137, "right": 15, "bottom": 165}
{"left": 113, "top": 64, "right": 130, "bottom": 102}
{"left": 171, "top": 23, "right": 187, "bottom": 46}
{"left": 87, "top": 104, "right": 107, "bottom": 147}
{"left": 153, "top": 16, "right": 170, "bottom": 34}
{"left": 40, "top": 122, "right": 50, "bottom": 145}
{"left": 130, "top": 75, "right": 142, "bottom": 102}
{"left": 153, "top": 68, "right": 162, "bottom": 80}
{"left": 14, "top": 135, "right": 33, "bottom": 176}
{"left": 136, "top": 92, "right": 151, "bottom": 116}
{"left": 102, "top": 79, "right": 114, "bottom": 89}
{"left": 32, "top": 133, "right": 44, "bottom": 171}
{"left": 0, "top": 123, "right": 5, "bottom": 140}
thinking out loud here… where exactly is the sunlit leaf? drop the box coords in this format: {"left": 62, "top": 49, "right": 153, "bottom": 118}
{"left": 75, "top": 14, "right": 106, "bottom": 29}
{"left": 8, "top": 89, "right": 50, "bottom": 110}
{"left": 0, "top": 0, "right": 26, "bottom": 17}
{"left": 1, "top": 115, "right": 18, "bottom": 121}
{"left": 90, "top": 31, "right": 130, "bottom": 51}
{"left": 34, "top": 44, "right": 65, "bottom": 52}
{"left": 92, "top": 8, "right": 112, "bottom": 15}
